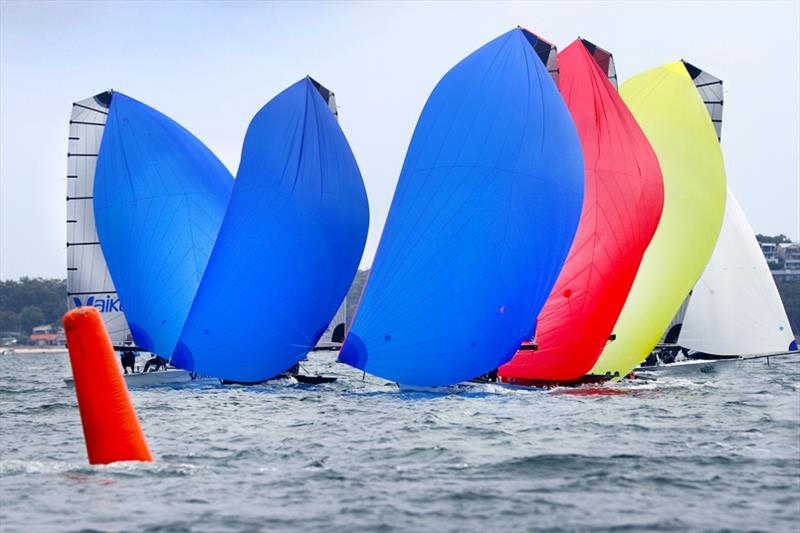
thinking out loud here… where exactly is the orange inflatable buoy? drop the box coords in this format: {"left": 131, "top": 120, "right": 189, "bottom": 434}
{"left": 64, "top": 307, "right": 154, "bottom": 464}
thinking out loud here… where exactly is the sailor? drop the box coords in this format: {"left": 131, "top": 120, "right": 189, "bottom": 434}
{"left": 143, "top": 354, "right": 167, "bottom": 373}
{"left": 120, "top": 350, "right": 136, "bottom": 374}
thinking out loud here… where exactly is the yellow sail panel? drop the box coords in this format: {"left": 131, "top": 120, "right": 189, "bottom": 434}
{"left": 590, "top": 61, "right": 726, "bottom": 379}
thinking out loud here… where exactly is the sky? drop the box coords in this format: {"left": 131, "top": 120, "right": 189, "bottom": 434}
{"left": 1, "top": 0, "right": 798, "bottom": 280}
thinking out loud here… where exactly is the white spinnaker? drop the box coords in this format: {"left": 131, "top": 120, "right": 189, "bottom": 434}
{"left": 66, "top": 92, "right": 131, "bottom": 345}
{"left": 677, "top": 188, "right": 794, "bottom": 355}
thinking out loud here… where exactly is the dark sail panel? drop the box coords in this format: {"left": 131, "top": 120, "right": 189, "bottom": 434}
{"left": 682, "top": 60, "right": 723, "bottom": 140}
{"left": 581, "top": 38, "right": 618, "bottom": 88}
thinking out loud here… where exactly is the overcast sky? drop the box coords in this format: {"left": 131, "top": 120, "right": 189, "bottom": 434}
{"left": 1, "top": 0, "right": 798, "bottom": 280}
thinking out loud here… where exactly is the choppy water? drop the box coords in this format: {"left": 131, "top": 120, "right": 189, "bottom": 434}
{"left": 1, "top": 351, "right": 799, "bottom": 532}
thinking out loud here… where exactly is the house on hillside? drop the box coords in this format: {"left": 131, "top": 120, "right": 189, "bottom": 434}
{"left": 779, "top": 242, "right": 800, "bottom": 271}
{"left": 760, "top": 242, "right": 780, "bottom": 265}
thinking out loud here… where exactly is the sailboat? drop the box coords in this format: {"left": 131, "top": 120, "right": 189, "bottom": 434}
{"left": 93, "top": 92, "right": 235, "bottom": 358}
{"left": 66, "top": 91, "right": 219, "bottom": 386}
{"left": 636, "top": 188, "right": 798, "bottom": 376}
{"left": 590, "top": 61, "right": 728, "bottom": 381}
{"left": 172, "top": 77, "right": 369, "bottom": 383}
{"left": 498, "top": 39, "right": 664, "bottom": 387}
{"left": 338, "top": 28, "right": 585, "bottom": 388}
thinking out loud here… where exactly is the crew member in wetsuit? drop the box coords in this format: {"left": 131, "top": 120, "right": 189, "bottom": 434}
{"left": 143, "top": 354, "right": 167, "bottom": 372}
{"left": 120, "top": 350, "right": 137, "bottom": 374}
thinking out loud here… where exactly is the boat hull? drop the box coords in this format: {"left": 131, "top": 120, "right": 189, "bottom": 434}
{"left": 634, "top": 351, "right": 799, "bottom": 378}
{"left": 65, "top": 369, "right": 216, "bottom": 388}
{"left": 634, "top": 358, "right": 740, "bottom": 377}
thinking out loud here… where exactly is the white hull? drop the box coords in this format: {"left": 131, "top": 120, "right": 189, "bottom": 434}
{"left": 64, "top": 368, "right": 217, "bottom": 388}
{"left": 635, "top": 358, "right": 740, "bottom": 377}
{"left": 635, "top": 351, "right": 799, "bottom": 377}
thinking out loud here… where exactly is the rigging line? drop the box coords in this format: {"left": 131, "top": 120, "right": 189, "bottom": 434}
{"left": 70, "top": 121, "right": 105, "bottom": 126}
{"left": 72, "top": 102, "right": 109, "bottom": 115}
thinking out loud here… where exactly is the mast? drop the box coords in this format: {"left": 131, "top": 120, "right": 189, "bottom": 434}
{"left": 66, "top": 91, "right": 131, "bottom": 345}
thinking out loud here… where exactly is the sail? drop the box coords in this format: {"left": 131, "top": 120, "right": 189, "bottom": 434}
{"left": 66, "top": 92, "right": 131, "bottom": 345}
{"left": 591, "top": 61, "right": 727, "bottom": 378}
{"left": 93, "top": 92, "right": 233, "bottom": 357}
{"left": 173, "top": 77, "right": 369, "bottom": 382}
{"left": 338, "top": 28, "right": 585, "bottom": 387}
{"left": 498, "top": 39, "right": 664, "bottom": 384}
{"left": 677, "top": 188, "right": 795, "bottom": 354}
{"left": 580, "top": 38, "right": 618, "bottom": 88}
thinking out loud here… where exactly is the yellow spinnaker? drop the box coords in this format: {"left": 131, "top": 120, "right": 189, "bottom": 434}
{"left": 590, "top": 61, "right": 726, "bottom": 379}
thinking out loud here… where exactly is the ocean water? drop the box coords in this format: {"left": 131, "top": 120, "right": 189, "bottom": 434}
{"left": 1, "top": 351, "right": 798, "bottom": 532}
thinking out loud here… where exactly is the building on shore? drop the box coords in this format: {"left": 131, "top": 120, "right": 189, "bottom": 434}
{"left": 778, "top": 242, "right": 800, "bottom": 271}
{"left": 758, "top": 238, "right": 800, "bottom": 281}
{"left": 28, "top": 324, "right": 66, "bottom": 346}
{"left": 760, "top": 241, "right": 780, "bottom": 265}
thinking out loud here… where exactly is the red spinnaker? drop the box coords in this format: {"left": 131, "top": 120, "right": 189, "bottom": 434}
{"left": 498, "top": 39, "right": 664, "bottom": 384}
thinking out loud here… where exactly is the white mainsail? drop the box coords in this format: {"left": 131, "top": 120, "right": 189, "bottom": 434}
{"left": 66, "top": 91, "right": 131, "bottom": 345}
{"left": 677, "top": 188, "right": 795, "bottom": 355}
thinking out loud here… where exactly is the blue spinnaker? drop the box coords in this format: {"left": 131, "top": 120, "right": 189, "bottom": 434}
{"left": 173, "top": 78, "right": 369, "bottom": 382}
{"left": 338, "top": 28, "right": 585, "bottom": 386}
{"left": 94, "top": 92, "right": 233, "bottom": 356}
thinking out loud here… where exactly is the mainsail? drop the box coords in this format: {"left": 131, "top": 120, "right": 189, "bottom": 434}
{"left": 66, "top": 92, "right": 130, "bottom": 345}
{"left": 338, "top": 28, "right": 585, "bottom": 387}
{"left": 173, "top": 77, "right": 369, "bottom": 382}
{"left": 591, "top": 61, "right": 727, "bottom": 378}
{"left": 677, "top": 188, "right": 796, "bottom": 355}
{"left": 93, "top": 92, "right": 233, "bottom": 357}
{"left": 498, "top": 39, "right": 664, "bottom": 384}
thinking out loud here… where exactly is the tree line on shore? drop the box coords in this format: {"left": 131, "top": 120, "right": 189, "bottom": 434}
{"left": 0, "top": 278, "right": 67, "bottom": 336}
{"left": 1, "top": 262, "right": 798, "bottom": 342}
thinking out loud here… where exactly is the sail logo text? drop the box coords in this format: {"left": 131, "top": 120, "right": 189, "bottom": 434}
{"left": 73, "top": 295, "right": 123, "bottom": 313}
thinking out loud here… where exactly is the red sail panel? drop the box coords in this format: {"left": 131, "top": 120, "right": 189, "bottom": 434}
{"left": 498, "top": 39, "right": 664, "bottom": 384}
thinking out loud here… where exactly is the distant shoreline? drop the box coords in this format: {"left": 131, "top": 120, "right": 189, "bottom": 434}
{"left": 4, "top": 347, "right": 67, "bottom": 355}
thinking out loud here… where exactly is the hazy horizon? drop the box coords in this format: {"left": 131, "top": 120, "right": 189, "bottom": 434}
{"left": 1, "top": 0, "right": 799, "bottom": 280}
